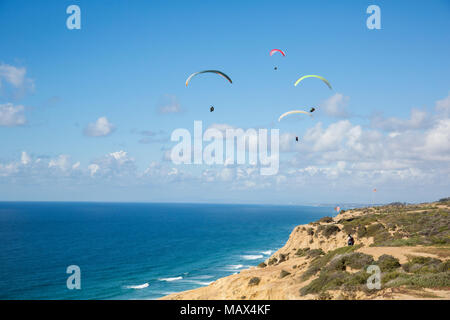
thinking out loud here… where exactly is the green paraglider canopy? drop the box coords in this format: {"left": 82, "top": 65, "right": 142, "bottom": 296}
{"left": 294, "top": 75, "right": 332, "bottom": 89}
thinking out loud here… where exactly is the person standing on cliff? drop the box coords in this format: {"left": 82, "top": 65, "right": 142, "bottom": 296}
{"left": 347, "top": 234, "right": 354, "bottom": 246}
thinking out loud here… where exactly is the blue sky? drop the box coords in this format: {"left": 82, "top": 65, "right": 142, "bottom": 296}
{"left": 0, "top": 0, "right": 449, "bottom": 204}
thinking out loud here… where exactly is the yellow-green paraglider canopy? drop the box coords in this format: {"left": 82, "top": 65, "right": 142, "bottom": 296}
{"left": 294, "top": 75, "right": 332, "bottom": 89}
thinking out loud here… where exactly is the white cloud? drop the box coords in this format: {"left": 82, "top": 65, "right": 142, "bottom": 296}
{"left": 320, "top": 93, "right": 349, "bottom": 117}
{"left": 157, "top": 94, "right": 182, "bottom": 114}
{"left": 21, "top": 151, "right": 31, "bottom": 165}
{"left": 0, "top": 63, "right": 35, "bottom": 96}
{"left": 48, "top": 155, "right": 71, "bottom": 171}
{"left": 72, "top": 162, "right": 81, "bottom": 170}
{"left": 88, "top": 164, "right": 99, "bottom": 176}
{"left": 0, "top": 103, "right": 26, "bottom": 126}
{"left": 371, "top": 108, "right": 430, "bottom": 131}
{"left": 435, "top": 93, "right": 450, "bottom": 116}
{"left": 422, "top": 119, "right": 450, "bottom": 156}
{"left": 84, "top": 117, "right": 115, "bottom": 137}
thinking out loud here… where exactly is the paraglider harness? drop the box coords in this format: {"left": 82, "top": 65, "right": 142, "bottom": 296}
{"left": 347, "top": 235, "right": 354, "bottom": 246}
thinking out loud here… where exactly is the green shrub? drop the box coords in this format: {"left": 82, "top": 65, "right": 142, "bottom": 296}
{"left": 300, "top": 270, "right": 370, "bottom": 296}
{"left": 386, "top": 272, "right": 450, "bottom": 288}
{"left": 317, "top": 216, "right": 333, "bottom": 223}
{"left": 382, "top": 270, "right": 407, "bottom": 285}
{"left": 248, "top": 277, "right": 261, "bottom": 286}
{"left": 257, "top": 262, "right": 267, "bottom": 268}
{"left": 324, "top": 252, "right": 374, "bottom": 272}
{"left": 321, "top": 225, "right": 341, "bottom": 238}
{"left": 300, "top": 245, "right": 362, "bottom": 281}
{"left": 295, "top": 248, "right": 310, "bottom": 257}
{"left": 306, "top": 248, "right": 325, "bottom": 259}
{"left": 402, "top": 256, "right": 443, "bottom": 274}
{"left": 300, "top": 271, "right": 348, "bottom": 295}
{"left": 280, "top": 270, "right": 291, "bottom": 278}
{"left": 438, "top": 260, "right": 450, "bottom": 272}
{"left": 376, "top": 254, "right": 401, "bottom": 271}
{"left": 306, "top": 228, "right": 314, "bottom": 236}
{"left": 366, "top": 223, "right": 385, "bottom": 236}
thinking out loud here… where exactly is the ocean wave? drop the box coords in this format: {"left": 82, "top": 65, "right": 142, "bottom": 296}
{"left": 191, "top": 275, "right": 213, "bottom": 279}
{"left": 261, "top": 250, "right": 273, "bottom": 255}
{"left": 241, "top": 254, "right": 264, "bottom": 260}
{"left": 125, "top": 283, "right": 149, "bottom": 289}
{"left": 182, "top": 280, "right": 213, "bottom": 286}
{"left": 158, "top": 276, "right": 183, "bottom": 282}
{"left": 227, "top": 264, "right": 244, "bottom": 270}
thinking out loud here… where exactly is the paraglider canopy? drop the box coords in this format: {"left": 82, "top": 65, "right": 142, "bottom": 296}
{"left": 278, "top": 110, "right": 311, "bottom": 122}
{"left": 294, "top": 75, "right": 332, "bottom": 90}
{"left": 269, "top": 49, "right": 286, "bottom": 57}
{"left": 185, "top": 70, "right": 232, "bottom": 87}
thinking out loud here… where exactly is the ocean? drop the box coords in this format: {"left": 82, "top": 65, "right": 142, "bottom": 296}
{"left": 0, "top": 202, "right": 333, "bottom": 300}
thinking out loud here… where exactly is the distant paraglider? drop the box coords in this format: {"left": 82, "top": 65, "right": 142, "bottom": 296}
{"left": 270, "top": 49, "right": 285, "bottom": 71}
{"left": 295, "top": 136, "right": 299, "bottom": 142}
{"left": 210, "top": 106, "right": 214, "bottom": 112}
{"left": 310, "top": 107, "right": 316, "bottom": 113}
{"left": 294, "top": 75, "right": 332, "bottom": 90}
{"left": 269, "top": 49, "right": 286, "bottom": 57}
{"left": 185, "top": 70, "right": 232, "bottom": 87}
{"left": 278, "top": 110, "right": 311, "bottom": 122}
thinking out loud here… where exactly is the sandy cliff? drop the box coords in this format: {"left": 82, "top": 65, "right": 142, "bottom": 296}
{"left": 161, "top": 201, "right": 450, "bottom": 300}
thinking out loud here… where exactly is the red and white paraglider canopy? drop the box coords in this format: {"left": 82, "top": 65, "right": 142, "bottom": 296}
{"left": 269, "top": 49, "right": 286, "bottom": 57}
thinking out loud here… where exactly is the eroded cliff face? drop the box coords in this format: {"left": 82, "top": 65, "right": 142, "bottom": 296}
{"left": 161, "top": 203, "right": 450, "bottom": 300}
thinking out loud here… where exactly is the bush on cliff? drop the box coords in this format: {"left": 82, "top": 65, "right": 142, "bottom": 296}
{"left": 306, "top": 249, "right": 325, "bottom": 259}
{"left": 324, "top": 252, "right": 374, "bottom": 272}
{"left": 300, "top": 245, "right": 362, "bottom": 281}
{"left": 248, "top": 277, "right": 260, "bottom": 286}
{"left": 295, "top": 248, "right": 310, "bottom": 257}
{"left": 318, "top": 225, "right": 341, "bottom": 238}
{"left": 257, "top": 262, "right": 267, "bottom": 268}
{"left": 376, "top": 254, "right": 401, "bottom": 271}
{"left": 280, "top": 270, "right": 291, "bottom": 278}
{"left": 317, "top": 216, "right": 333, "bottom": 223}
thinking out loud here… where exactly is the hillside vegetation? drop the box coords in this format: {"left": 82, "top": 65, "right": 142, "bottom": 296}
{"left": 162, "top": 200, "right": 450, "bottom": 300}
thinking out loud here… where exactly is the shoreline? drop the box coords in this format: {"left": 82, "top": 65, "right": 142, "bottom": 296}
{"left": 158, "top": 207, "right": 340, "bottom": 300}
{"left": 160, "top": 201, "right": 450, "bottom": 300}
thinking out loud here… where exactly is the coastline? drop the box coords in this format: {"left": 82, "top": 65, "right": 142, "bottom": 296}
{"left": 160, "top": 201, "right": 450, "bottom": 300}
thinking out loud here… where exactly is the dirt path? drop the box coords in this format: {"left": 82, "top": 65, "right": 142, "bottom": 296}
{"left": 357, "top": 246, "right": 446, "bottom": 264}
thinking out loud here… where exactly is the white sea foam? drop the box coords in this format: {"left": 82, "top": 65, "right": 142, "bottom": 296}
{"left": 241, "top": 254, "right": 264, "bottom": 260}
{"left": 158, "top": 276, "right": 183, "bottom": 282}
{"left": 125, "top": 283, "right": 149, "bottom": 289}
{"left": 261, "top": 250, "right": 273, "bottom": 255}
{"left": 227, "top": 264, "right": 244, "bottom": 270}
{"left": 191, "top": 275, "right": 213, "bottom": 279}
{"left": 182, "top": 280, "right": 213, "bottom": 286}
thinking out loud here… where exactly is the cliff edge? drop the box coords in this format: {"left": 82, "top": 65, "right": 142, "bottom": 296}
{"left": 161, "top": 200, "right": 450, "bottom": 300}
